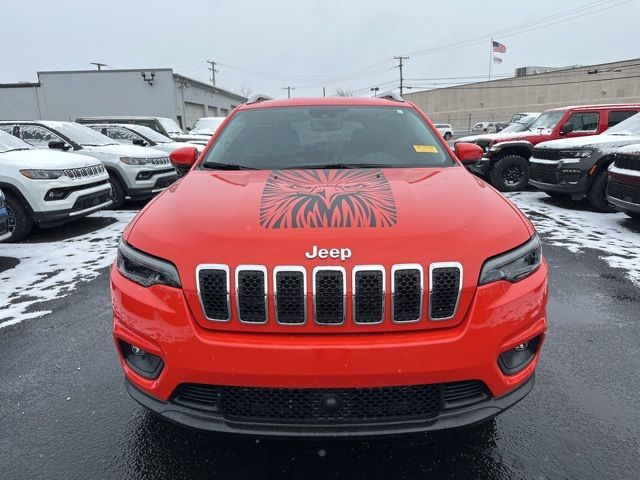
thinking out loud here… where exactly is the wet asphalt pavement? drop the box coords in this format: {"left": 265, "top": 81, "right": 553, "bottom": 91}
{"left": 1, "top": 219, "right": 639, "bottom": 479}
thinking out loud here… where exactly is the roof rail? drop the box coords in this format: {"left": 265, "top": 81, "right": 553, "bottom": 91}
{"left": 246, "top": 94, "right": 273, "bottom": 104}
{"left": 378, "top": 91, "right": 404, "bottom": 102}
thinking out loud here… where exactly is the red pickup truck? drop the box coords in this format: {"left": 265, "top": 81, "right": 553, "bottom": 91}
{"left": 456, "top": 104, "right": 640, "bottom": 191}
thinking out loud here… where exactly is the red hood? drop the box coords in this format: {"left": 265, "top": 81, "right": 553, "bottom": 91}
{"left": 485, "top": 131, "right": 550, "bottom": 145}
{"left": 125, "top": 166, "right": 532, "bottom": 332}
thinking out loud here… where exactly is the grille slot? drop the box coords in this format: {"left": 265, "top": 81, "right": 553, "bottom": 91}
{"left": 313, "top": 268, "right": 345, "bottom": 325}
{"left": 530, "top": 168, "right": 558, "bottom": 184}
{"left": 353, "top": 267, "right": 384, "bottom": 324}
{"left": 236, "top": 266, "right": 267, "bottom": 324}
{"left": 275, "top": 268, "right": 306, "bottom": 325}
{"left": 197, "top": 266, "right": 230, "bottom": 321}
{"left": 429, "top": 263, "right": 462, "bottom": 320}
{"left": 614, "top": 154, "right": 640, "bottom": 171}
{"left": 608, "top": 181, "right": 640, "bottom": 204}
{"left": 392, "top": 265, "right": 423, "bottom": 322}
{"left": 532, "top": 148, "right": 562, "bottom": 161}
{"left": 172, "top": 381, "right": 489, "bottom": 424}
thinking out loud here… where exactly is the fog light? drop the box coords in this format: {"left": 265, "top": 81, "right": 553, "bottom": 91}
{"left": 498, "top": 336, "right": 540, "bottom": 375}
{"left": 119, "top": 340, "right": 163, "bottom": 379}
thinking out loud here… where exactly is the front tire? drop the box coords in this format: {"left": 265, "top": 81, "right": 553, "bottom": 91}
{"left": 624, "top": 211, "right": 640, "bottom": 220}
{"left": 587, "top": 171, "right": 616, "bottom": 213}
{"left": 489, "top": 155, "right": 530, "bottom": 192}
{"left": 2, "top": 194, "right": 34, "bottom": 242}
{"left": 107, "top": 174, "right": 126, "bottom": 209}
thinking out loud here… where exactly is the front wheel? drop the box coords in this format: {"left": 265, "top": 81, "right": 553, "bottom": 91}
{"left": 107, "top": 174, "right": 126, "bottom": 209}
{"left": 489, "top": 155, "right": 530, "bottom": 192}
{"left": 2, "top": 194, "right": 34, "bottom": 242}
{"left": 587, "top": 171, "right": 616, "bottom": 213}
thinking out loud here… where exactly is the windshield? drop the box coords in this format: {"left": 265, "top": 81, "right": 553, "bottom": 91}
{"left": 126, "top": 124, "right": 173, "bottom": 143}
{"left": 201, "top": 106, "right": 454, "bottom": 170}
{"left": 0, "top": 130, "right": 32, "bottom": 153}
{"left": 605, "top": 112, "right": 640, "bottom": 136}
{"left": 48, "top": 122, "right": 117, "bottom": 146}
{"left": 500, "top": 114, "right": 540, "bottom": 133}
{"left": 529, "top": 111, "right": 564, "bottom": 130}
{"left": 158, "top": 118, "right": 184, "bottom": 134}
{"left": 192, "top": 117, "right": 225, "bottom": 131}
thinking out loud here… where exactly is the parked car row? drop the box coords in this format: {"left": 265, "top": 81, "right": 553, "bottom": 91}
{"left": 456, "top": 105, "right": 640, "bottom": 220}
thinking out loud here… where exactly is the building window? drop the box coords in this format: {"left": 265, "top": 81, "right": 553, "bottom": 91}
{"left": 220, "top": 108, "right": 229, "bottom": 116}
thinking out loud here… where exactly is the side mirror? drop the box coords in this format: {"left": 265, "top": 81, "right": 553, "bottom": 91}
{"left": 132, "top": 138, "right": 148, "bottom": 146}
{"left": 48, "top": 139, "right": 71, "bottom": 151}
{"left": 186, "top": 127, "right": 192, "bottom": 131}
{"left": 454, "top": 142, "right": 484, "bottom": 163}
{"left": 170, "top": 146, "right": 199, "bottom": 168}
{"left": 560, "top": 123, "right": 574, "bottom": 135}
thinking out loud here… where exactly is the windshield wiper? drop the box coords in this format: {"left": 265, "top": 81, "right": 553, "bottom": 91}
{"left": 513, "top": 121, "right": 532, "bottom": 132}
{"left": 202, "top": 162, "right": 258, "bottom": 170}
{"left": 289, "top": 162, "right": 399, "bottom": 170}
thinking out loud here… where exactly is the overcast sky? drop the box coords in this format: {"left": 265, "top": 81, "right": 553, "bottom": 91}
{"left": 2, "top": 0, "right": 639, "bottom": 98}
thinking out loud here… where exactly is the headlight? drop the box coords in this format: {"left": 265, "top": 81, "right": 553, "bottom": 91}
{"left": 559, "top": 150, "right": 593, "bottom": 158}
{"left": 120, "top": 157, "right": 152, "bottom": 165}
{"left": 20, "top": 169, "right": 66, "bottom": 179}
{"left": 479, "top": 234, "right": 542, "bottom": 285}
{"left": 116, "top": 239, "right": 181, "bottom": 288}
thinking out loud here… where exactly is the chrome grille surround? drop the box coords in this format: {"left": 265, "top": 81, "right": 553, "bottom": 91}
{"left": 352, "top": 265, "right": 385, "bottom": 325}
{"left": 390, "top": 263, "right": 424, "bottom": 323}
{"left": 428, "top": 262, "right": 463, "bottom": 321}
{"left": 312, "top": 266, "right": 346, "bottom": 326}
{"left": 235, "top": 265, "right": 268, "bottom": 324}
{"left": 273, "top": 266, "right": 307, "bottom": 326}
{"left": 196, "top": 264, "right": 230, "bottom": 322}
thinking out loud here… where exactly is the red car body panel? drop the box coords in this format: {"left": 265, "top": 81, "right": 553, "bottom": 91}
{"left": 111, "top": 97, "right": 548, "bottom": 434}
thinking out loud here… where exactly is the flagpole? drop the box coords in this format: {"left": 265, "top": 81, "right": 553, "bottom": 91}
{"left": 488, "top": 37, "right": 493, "bottom": 81}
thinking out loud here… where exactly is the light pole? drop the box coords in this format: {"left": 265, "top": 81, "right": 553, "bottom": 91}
{"left": 370, "top": 87, "right": 380, "bottom": 97}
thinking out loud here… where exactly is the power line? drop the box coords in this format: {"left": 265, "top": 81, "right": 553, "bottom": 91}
{"left": 282, "top": 86, "right": 295, "bottom": 98}
{"left": 394, "top": 56, "right": 410, "bottom": 96}
{"left": 207, "top": 60, "right": 218, "bottom": 86}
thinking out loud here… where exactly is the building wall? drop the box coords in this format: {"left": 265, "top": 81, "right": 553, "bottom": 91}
{"left": 173, "top": 76, "right": 243, "bottom": 129}
{"left": 405, "top": 58, "right": 640, "bottom": 131}
{"left": 0, "top": 84, "right": 43, "bottom": 120}
{"left": 37, "top": 70, "right": 177, "bottom": 121}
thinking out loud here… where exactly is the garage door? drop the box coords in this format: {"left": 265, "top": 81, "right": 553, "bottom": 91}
{"left": 184, "top": 102, "right": 205, "bottom": 130}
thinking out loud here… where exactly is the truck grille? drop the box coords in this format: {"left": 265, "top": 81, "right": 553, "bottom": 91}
{"left": 530, "top": 168, "right": 558, "bottom": 184}
{"left": 196, "top": 263, "right": 462, "bottom": 326}
{"left": 608, "top": 181, "right": 640, "bottom": 204}
{"left": 172, "top": 380, "right": 489, "bottom": 423}
{"left": 532, "top": 148, "right": 562, "bottom": 160}
{"left": 63, "top": 164, "right": 106, "bottom": 180}
{"left": 614, "top": 154, "right": 640, "bottom": 172}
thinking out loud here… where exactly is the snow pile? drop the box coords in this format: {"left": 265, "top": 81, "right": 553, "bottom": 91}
{"left": 0, "top": 211, "right": 136, "bottom": 329}
{"left": 507, "top": 191, "right": 640, "bottom": 285}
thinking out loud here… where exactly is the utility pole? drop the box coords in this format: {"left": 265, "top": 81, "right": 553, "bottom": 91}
{"left": 90, "top": 62, "right": 108, "bottom": 71}
{"left": 393, "top": 56, "right": 409, "bottom": 96}
{"left": 282, "top": 86, "right": 294, "bottom": 98}
{"left": 207, "top": 60, "right": 218, "bottom": 86}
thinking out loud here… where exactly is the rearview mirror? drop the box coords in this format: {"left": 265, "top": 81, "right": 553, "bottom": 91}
{"left": 48, "top": 139, "right": 71, "bottom": 151}
{"left": 454, "top": 142, "right": 484, "bottom": 163}
{"left": 132, "top": 139, "right": 148, "bottom": 146}
{"left": 170, "top": 146, "right": 199, "bottom": 168}
{"left": 560, "top": 123, "right": 574, "bottom": 135}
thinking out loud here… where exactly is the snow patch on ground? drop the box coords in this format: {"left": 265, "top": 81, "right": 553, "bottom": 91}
{"left": 506, "top": 191, "right": 640, "bottom": 285}
{"left": 0, "top": 211, "right": 136, "bottom": 329}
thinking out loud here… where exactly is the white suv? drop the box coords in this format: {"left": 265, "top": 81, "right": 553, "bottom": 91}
{"left": 0, "top": 121, "right": 178, "bottom": 209}
{"left": 0, "top": 130, "right": 111, "bottom": 242}
{"left": 434, "top": 123, "right": 453, "bottom": 141}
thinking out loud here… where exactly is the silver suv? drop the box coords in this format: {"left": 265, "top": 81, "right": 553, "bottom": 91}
{"left": 0, "top": 121, "right": 178, "bottom": 208}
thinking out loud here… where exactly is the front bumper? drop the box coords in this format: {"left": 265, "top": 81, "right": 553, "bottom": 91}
{"left": 111, "top": 259, "right": 548, "bottom": 435}
{"left": 467, "top": 157, "right": 491, "bottom": 175}
{"left": 127, "top": 171, "right": 178, "bottom": 199}
{"left": 607, "top": 170, "right": 640, "bottom": 214}
{"left": 31, "top": 188, "right": 112, "bottom": 228}
{"left": 528, "top": 158, "right": 590, "bottom": 195}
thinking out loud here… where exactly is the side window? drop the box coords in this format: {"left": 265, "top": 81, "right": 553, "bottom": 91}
{"left": 19, "top": 125, "right": 63, "bottom": 147}
{"left": 138, "top": 120, "right": 163, "bottom": 134}
{"left": 0, "top": 125, "right": 14, "bottom": 135}
{"left": 106, "top": 127, "right": 138, "bottom": 143}
{"left": 608, "top": 110, "right": 637, "bottom": 128}
{"left": 565, "top": 112, "right": 599, "bottom": 132}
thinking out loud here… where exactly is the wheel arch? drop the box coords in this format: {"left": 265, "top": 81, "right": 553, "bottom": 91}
{"left": 0, "top": 182, "right": 36, "bottom": 219}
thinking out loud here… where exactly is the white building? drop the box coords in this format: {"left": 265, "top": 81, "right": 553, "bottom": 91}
{"left": 0, "top": 68, "right": 247, "bottom": 129}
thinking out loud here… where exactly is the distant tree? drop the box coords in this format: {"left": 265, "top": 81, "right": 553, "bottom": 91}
{"left": 238, "top": 86, "right": 253, "bottom": 98}
{"left": 335, "top": 88, "right": 354, "bottom": 97}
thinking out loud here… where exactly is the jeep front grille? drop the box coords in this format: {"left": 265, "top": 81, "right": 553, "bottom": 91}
{"left": 614, "top": 154, "right": 640, "bottom": 172}
{"left": 196, "top": 263, "right": 462, "bottom": 326}
{"left": 63, "top": 164, "right": 106, "bottom": 180}
{"left": 532, "top": 148, "right": 562, "bottom": 160}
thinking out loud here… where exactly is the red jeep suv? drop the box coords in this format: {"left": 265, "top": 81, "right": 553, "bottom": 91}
{"left": 111, "top": 96, "right": 548, "bottom": 436}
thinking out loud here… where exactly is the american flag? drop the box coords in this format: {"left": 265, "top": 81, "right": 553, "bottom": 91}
{"left": 492, "top": 40, "right": 506, "bottom": 53}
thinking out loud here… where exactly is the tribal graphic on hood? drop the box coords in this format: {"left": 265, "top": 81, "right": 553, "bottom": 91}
{"left": 259, "top": 169, "right": 397, "bottom": 229}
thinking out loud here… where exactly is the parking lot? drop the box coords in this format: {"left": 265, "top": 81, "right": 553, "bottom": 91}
{"left": 1, "top": 192, "right": 638, "bottom": 479}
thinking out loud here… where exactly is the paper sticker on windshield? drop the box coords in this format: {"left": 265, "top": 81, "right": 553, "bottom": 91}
{"left": 413, "top": 145, "right": 438, "bottom": 153}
